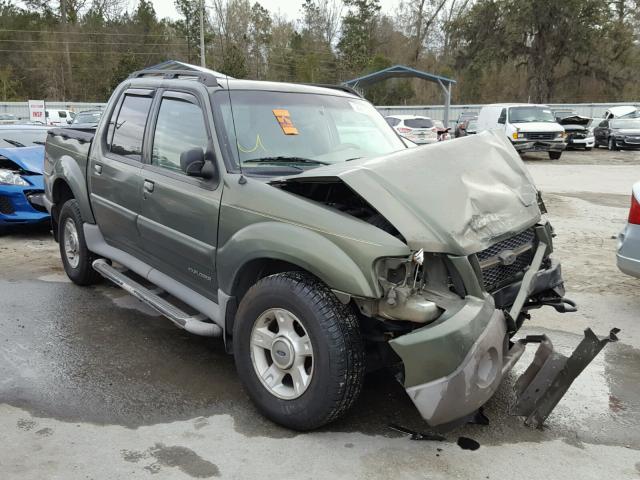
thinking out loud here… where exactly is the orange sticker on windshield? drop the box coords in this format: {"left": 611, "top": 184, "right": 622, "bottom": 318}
{"left": 272, "top": 109, "right": 299, "bottom": 135}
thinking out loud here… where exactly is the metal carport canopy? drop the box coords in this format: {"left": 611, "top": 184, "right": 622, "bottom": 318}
{"left": 342, "top": 64, "right": 457, "bottom": 126}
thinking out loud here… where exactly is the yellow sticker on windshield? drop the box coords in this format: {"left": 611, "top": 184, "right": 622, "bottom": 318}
{"left": 272, "top": 109, "right": 299, "bottom": 135}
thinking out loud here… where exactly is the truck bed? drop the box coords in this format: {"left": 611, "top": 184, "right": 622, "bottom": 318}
{"left": 45, "top": 127, "right": 96, "bottom": 177}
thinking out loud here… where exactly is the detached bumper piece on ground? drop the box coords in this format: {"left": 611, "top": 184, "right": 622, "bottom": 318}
{"left": 512, "top": 328, "right": 620, "bottom": 427}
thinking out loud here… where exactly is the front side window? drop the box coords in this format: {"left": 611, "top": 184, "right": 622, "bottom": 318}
{"left": 110, "top": 94, "right": 153, "bottom": 161}
{"left": 151, "top": 96, "right": 209, "bottom": 173}
{"left": 58, "top": 111, "right": 67, "bottom": 118}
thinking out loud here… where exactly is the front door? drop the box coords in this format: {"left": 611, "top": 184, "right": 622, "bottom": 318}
{"left": 137, "top": 90, "right": 222, "bottom": 301}
{"left": 89, "top": 89, "right": 154, "bottom": 255}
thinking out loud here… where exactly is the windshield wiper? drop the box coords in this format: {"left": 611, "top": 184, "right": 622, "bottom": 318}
{"left": 2, "top": 138, "right": 26, "bottom": 147}
{"left": 244, "top": 156, "right": 330, "bottom": 166}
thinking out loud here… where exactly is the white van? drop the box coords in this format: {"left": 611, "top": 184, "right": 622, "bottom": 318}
{"left": 477, "top": 103, "right": 566, "bottom": 159}
{"left": 46, "top": 109, "right": 75, "bottom": 126}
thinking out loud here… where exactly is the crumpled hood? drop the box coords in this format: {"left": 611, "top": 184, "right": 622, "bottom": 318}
{"left": 558, "top": 115, "right": 590, "bottom": 127}
{"left": 0, "top": 146, "right": 45, "bottom": 174}
{"left": 281, "top": 131, "right": 541, "bottom": 255}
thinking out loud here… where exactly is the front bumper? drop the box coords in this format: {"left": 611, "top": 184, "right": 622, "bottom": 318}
{"left": 391, "top": 296, "right": 521, "bottom": 426}
{"left": 512, "top": 140, "right": 566, "bottom": 153}
{"left": 614, "top": 136, "right": 640, "bottom": 149}
{"left": 617, "top": 222, "right": 640, "bottom": 278}
{"left": 568, "top": 136, "right": 594, "bottom": 148}
{"left": 0, "top": 178, "right": 49, "bottom": 226}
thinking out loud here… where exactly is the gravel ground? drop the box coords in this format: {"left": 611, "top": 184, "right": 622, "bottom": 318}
{"left": 1, "top": 147, "right": 639, "bottom": 479}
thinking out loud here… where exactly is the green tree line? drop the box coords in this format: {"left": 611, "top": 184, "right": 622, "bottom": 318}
{"left": 0, "top": 0, "right": 638, "bottom": 104}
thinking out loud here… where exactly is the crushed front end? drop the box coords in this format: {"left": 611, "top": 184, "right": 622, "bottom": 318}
{"left": 361, "top": 219, "right": 609, "bottom": 427}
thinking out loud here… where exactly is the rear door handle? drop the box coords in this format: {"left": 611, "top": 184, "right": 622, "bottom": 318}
{"left": 143, "top": 180, "right": 154, "bottom": 194}
{"left": 94, "top": 164, "right": 102, "bottom": 175}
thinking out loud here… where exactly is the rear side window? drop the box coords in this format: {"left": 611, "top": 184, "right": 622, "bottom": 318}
{"left": 109, "top": 94, "right": 153, "bottom": 161}
{"left": 404, "top": 118, "right": 433, "bottom": 128}
{"left": 385, "top": 117, "right": 400, "bottom": 126}
{"left": 151, "top": 96, "right": 209, "bottom": 173}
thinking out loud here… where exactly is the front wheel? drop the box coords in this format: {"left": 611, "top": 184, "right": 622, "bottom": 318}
{"left": 608, "top": 137, "right": 618, "bottom": 151}
{"left": 233, "top": 272, "right": 365, "bottom": 431}
{"left": 58, "top": 199, "right": 102, "bottom": 285}
{"left": 549, "top": 151, "right": 562, "bottom": 160}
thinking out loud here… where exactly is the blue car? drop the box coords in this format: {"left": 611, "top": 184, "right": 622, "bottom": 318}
{"left": 0, "top": 125, "right": 50, "bottom": 230}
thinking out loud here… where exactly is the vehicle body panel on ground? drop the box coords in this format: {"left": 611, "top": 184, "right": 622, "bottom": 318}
{"left": 617, "top": 182, "right": 640, "bottom": 278}
{"left": 44, "top": 68, "right": 605, "bottom": 430}
{"left": 478, "top": 103, "right": 566, "bottom": 159}
{"left": 0, "top": 125, "right": 49, "bottom": 228}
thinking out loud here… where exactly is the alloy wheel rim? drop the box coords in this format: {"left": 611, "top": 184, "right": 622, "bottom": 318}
{"left": 63, "top": 218, "right": 80, "bottom": 269}
{"left": 250, "top": 308, "right": 314, "bottom": 400}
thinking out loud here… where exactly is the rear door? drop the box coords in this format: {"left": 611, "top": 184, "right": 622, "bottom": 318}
{"left": 89, "top": 88, "right": 154, "bottom": 255}
{"left": 137, "top": 89, "right": 222, "bottom": 300}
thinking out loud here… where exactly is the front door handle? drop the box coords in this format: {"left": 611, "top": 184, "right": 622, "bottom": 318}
{"left": 94, "top": 164, "right": 102, "bottom": 175}
{"left": 143, "top": 180, "right": 154, "bottom": 194}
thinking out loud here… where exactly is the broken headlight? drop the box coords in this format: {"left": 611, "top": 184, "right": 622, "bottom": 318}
{"left": 0, "top": 169, "right": 28, "bottom": 186}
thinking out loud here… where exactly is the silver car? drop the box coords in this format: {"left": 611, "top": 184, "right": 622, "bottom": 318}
{"left": 617, "top": 182, "right": 640, "bottom": 278}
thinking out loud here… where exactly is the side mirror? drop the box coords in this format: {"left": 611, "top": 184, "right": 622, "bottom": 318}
{"left": 180, "top": 148, "right": 215, "bottom": 180}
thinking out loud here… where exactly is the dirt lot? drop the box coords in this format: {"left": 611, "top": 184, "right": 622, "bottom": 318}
{"left": 1, "top": 147, "right": 639, "bottom": 479}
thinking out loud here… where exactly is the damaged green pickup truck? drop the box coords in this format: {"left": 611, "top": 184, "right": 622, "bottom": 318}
{"left": 43, "top": 67, "right": 615, "bottom": 431}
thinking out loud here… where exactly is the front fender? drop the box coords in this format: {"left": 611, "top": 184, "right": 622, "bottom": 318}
{"left": 217, "top": 221, "right": 381, "bottom": 298}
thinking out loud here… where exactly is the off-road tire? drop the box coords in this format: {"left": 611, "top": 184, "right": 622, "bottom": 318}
{"left": 58, "top": 199, "right": 102, "bottom": 286}
{"left": 233, "top": 271, "right": 365, "bottom": 431}
{"left": 549, "top": 151, "right": 562, "bottom": 160}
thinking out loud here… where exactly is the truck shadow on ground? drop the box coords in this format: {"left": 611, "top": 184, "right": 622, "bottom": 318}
{"left": 1, "top": 278, "right": 638, "bottom": 449}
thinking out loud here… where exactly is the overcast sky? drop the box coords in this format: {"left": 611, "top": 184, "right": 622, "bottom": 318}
{"left": 131, "top": 0, "right": 399, "bottom": 21}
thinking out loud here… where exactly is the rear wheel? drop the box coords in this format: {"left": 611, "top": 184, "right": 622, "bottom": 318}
{"left": 233, "top": 272, "right": 365, "bottom": 431}
{"left": 58, "top": 199, "right": 102, "bottom": 285}
{"left": 549, "top": 151, "right": 562, "bottom": 160}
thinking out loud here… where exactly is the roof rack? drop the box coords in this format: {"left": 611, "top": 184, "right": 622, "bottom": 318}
{"left": 305, "top": 83, "right": 363, "bottom": 98}
{"left": 128, "top": 69, "right": 220, "bottom": 87}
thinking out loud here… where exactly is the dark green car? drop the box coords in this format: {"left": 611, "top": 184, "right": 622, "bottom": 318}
{"left": 43, "top": 67, "right": 596, "bottom": 431}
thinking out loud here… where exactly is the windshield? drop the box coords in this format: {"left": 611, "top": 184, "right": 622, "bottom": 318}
{"left": 467, "top": 120, "right": 478, "bottom": 130}
{"left": 553, "top": 110, "right": 577, "bottom": 120}
{"left": 611, "top": 119, "right": 640, "bottom": 129}
{"left": 0, "top": 129, "right": 48, "bottom": 147}
{"left": 73, "top": 111, "right": 102, "bottom": 124}
{"left": 509, "top": 106, "right": 556, "bottom": 123}
{"left": 404, "top": 118, "right": 433, "bottom": 129}
{"left": 213, "top": 90, "right": 405, "bottom": 174}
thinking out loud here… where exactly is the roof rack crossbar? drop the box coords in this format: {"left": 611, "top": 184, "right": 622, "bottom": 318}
{"left": 128, "top": 69, "right": 220, "bottom": 87}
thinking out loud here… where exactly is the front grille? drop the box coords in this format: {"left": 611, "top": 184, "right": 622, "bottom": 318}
{"left": 525, "top": 132, "right": 556, "bottom": 141}
{"left": 570, "top": 132, "right": 586, "bottom": 140}
{"left": 477, "top": 229, "right": 535, "bottom": 291}
{"left": 0, "top": 195, "right": 14, "bottom": 214}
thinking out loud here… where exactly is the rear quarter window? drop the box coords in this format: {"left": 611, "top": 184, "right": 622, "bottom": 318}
{"left": 108, "top": 94, "right": 153, "bottom": 161}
